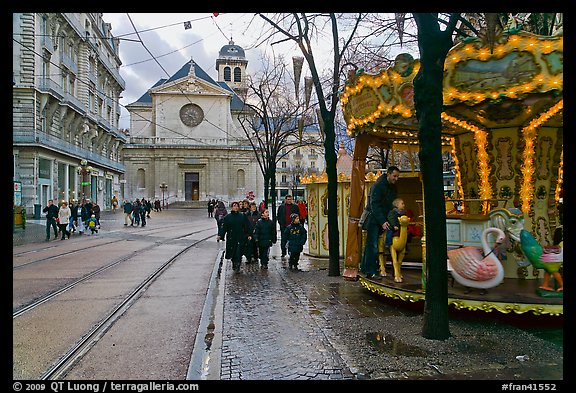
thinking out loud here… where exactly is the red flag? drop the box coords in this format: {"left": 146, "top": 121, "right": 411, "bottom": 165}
{"left": 213, "top": 12, "right": 219, "bottom": 17}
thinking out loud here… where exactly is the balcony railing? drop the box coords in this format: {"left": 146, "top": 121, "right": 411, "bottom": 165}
{"left": 13, "top": 130, "right": 125, "bottom": 172}
{"left": 41, "top": 36, "right": 55, "bottom": 53}
{"left": 62, "top": 92, "right": 86, "bottom": 114}
{"left": 36, "top": 77, "right": 63, "bottom": 99}
{"left": 61, "top": 52, "right": 78, "bottom": 75}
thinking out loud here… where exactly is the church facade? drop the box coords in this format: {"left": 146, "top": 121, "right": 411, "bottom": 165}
{"left": 123, "top": 41, "right": 261, "bottom": 205}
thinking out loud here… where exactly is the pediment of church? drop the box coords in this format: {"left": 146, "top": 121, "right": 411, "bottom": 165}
{"left": 150, "top": 76, "right": 231, "bottom": 97}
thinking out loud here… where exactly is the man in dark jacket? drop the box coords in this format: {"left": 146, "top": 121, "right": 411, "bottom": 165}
{"left": 276, "top": 195, "right": 300, "bottom": 258}
{"left": 253, "top": 208, "right": 277, "bottom": 269}
{"left": 244, "top": 201, "right": 260, "bottom": 263}
{"left": 217, "top": 201, "right": 252, "bottom": 272}
{"left": 360, "top": 166, "right": 400, "bottom": 279}
{"left": 43, "top": 199, "right": 59, "bottom": 241}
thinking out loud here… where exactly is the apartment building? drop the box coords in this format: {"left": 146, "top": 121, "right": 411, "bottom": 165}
{"left": 13, "top": 13, "right": 126, "bottom": 215}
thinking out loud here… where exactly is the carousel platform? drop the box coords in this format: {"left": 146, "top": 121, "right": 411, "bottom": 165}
{"left": 358, "top": 263, "right": 563, "bottom": 317}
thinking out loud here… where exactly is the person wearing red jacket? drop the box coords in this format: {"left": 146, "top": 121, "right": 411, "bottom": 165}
{"left": 297, "top": 199, "right": 308, "bottom": 225}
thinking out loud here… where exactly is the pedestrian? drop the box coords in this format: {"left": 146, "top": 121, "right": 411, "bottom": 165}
{"left": 123, "top": 199, "right": 134, "bottom": 226}
{"left": 57, "top": 201, "right": 72, "bottom": 240}
{"left": 111, "top": 195, "right": 119, "bottom": 214}
{"left": 258, "top": 199, "right": 266, "bottom": 215}
{"left": 144, "top": 198, "right": 152, "bottom": 219}
{"left": 244, "top": 201, "right": 260, "bottom": 263}
{"left": 91, "top": 202, "right": 101, "bottom": 227}
{"left": 284, "top": 213, "right": 307, "bottom": 271}
{"left": 240, "top": 199, "right": 250, "bottom": 213}
{"left": 132, "top": 199, "right": 141, "bottom": 226}
{"left": 207, "top": 199, "right": 214, "bottom": 217}
{"left": 86, "top": 214, "right": 99, "bottom": 235}
{"left": 297, "top": 199, "right": 308, "bottom": 225}
{"left": 360, "top": 166, "right": 400, "bottom": 280}
{"left": 42, "top": 199, "right": 59, "bottom": 241}
{"left": 154, "top": 199, "right": 161, "bottom": 212}
{"left": 253, "top": 208, "right": 277, "bottom": 269}
{"left": 84, "top": 198, "right": 93, "bottom": 217}
{"left": 276, "top": 194, "right": 300, "bottom": 258}
{"left": 68, "top": 200, "right": 77, "bottom": 234}
{"left": 74, "top": 201, "right": 89, "bottom": 235}
{"left": 214, "top": 200, "right": 228, "bottom": 241}
{"left": 139, "top": 200, "right": 147, "bottom": 227}
{"left": 217, "top": 201, "right": 252, "bottom": 273}
{"left": 385, "top": 197, "right": 406, "bottom": 250}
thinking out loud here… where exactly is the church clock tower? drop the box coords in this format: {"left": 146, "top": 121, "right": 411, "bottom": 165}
{"left": 216, "top": 39, "right": 248, "bottom": 98}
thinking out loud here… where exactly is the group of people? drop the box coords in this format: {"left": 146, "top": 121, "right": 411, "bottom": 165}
{"left": 43, "top": 195, "right": 162, "bottom": 241}
{"left": 43, "top": 198, "right": 102, "bottom": 241}
{"left": 215, "top": 195, "right": 308, "bottom": 273}
{"left": 121, "top": 198, "right": 153, "bottom": 227}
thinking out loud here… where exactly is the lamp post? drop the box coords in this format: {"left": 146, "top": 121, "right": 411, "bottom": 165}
{"left": 77, "top": 160, "right": 93, "bottom": 203}
{"left": 159, "top": 183, "right": 168, "bottom": 209}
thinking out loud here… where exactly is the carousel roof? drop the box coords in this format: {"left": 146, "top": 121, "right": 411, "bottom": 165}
{"left": 340, "top": 30, "right": 563, "bottom": 141}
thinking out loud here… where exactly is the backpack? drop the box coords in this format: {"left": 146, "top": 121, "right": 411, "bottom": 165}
{"left": 89, "top": 220, "right": 96, "bottom": 228}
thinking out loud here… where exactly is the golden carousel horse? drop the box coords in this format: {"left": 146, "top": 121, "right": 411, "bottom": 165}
{"left": 378, "top": 215, "right": 410, "bottom": 282}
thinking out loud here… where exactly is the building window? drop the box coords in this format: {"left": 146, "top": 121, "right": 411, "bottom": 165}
{"left": 68, "top": 76, "right": 75, "bottom": 96}
{"left": 137, "top": 168, "right": 145, "bottom": 189}
{"left": 41, "top": 108, "right": 47, "bottom": 132}
{"left": 224, "top": 66, "right": 231, "bottom": 81}
{"left": 42, "top": 57, "right": 49, "bottom": 81}
{"left": 237, "top": 169, "right": 245, "bottom": 189}
{"left": 234, "top": 67, "right": 241, "bottom": 82}
{"left": 311, "top": 161, "right": 316, "bottom": 168}
{"left": 281, "top": 161, "right": 287, "bottom": 168}
{"left": 61, "top": 71, "right": 67, "bottom": 93}
{"left": 281, "top": 175, "right": 287, "bottom": 183}
{"left": 39, "top": 158, "right": 51, "bottom": 179}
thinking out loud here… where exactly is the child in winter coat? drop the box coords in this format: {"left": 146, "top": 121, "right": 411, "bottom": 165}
{"left": 284, "top": 213, "right": 307, "bottom": 271}
{"left": 86, "top": 214, "right": 99, "bottom": 235}
{"left": 253, "top": 209, "right": 277, "bottom": 269}
{"left": 385, "top": 198, "right": 406, "bottom": 249}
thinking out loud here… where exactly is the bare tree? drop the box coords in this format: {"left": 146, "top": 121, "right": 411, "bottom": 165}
{"left": 237, "top": 54, "right": 322, "bottom": 223}
{"left": 258, "top": 13, "right": 365, "bottom": 276}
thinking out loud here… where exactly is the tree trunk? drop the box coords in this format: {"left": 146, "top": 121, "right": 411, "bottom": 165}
{"left": 270, "top": 168, "right": 278, "bottom": 224}
{"left": 413, "top": 13, "right": 452, "bottom": 340}
{"left": 322, "top": 111, "right": 341, "bottom": 276}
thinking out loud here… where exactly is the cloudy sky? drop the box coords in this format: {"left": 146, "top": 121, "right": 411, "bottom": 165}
{"left": 103, "top": 13, "right": 332, "bottom": 129}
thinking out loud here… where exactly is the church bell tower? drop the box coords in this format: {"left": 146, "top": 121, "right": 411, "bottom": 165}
{"left": 215, "top": 38, "right": 248, "bottom": 98}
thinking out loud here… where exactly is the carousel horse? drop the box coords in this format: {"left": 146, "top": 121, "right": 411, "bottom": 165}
{"left": 379, "top": 215, "right": 410, "bottom": 283}
{"left": 447, "top": 227, "right": 506, "bottom": 292}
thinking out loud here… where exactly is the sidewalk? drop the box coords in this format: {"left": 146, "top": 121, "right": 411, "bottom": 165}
{"left": 192, "top": 238, "right": 564, "bottom": 381}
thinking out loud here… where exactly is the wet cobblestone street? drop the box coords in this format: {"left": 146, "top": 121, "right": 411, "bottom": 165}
{"left": 220, "top": 255, "right": 355, "bottom": 380}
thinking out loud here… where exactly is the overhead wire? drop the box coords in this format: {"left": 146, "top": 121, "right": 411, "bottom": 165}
{"left": 14, "top": 14, "right": 322, "bottom": 152}
{"left": 124, "top": 13, "right": 254, "bottom": 145}
{"left": 12, "top": 23, "right": 249, "bottom": 148}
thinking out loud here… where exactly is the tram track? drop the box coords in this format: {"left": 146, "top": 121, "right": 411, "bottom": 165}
{"left": 37, "top": 231, "right": 215, "bottom": 380}
{"left": 13, "top": 222, "right": 208, "bottom": 265}
{"left": 13, "top": 227, "right": 215, "bottom": 317}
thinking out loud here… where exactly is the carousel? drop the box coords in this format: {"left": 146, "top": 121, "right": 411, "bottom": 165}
{"left": 336, "top": 28, "right": 563, "bottom": 316}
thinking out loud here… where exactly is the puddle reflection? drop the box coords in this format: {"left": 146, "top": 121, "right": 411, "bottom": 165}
{"left": 366, "top": 332, "right": 429, "bottom": 357}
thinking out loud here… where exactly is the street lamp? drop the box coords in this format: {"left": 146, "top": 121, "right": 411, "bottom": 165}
{"left": 159, "top": 183, "right": 168, "bottom": 209}
{"left": 77, "top": 160, "right": 92, "bottom": 203}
